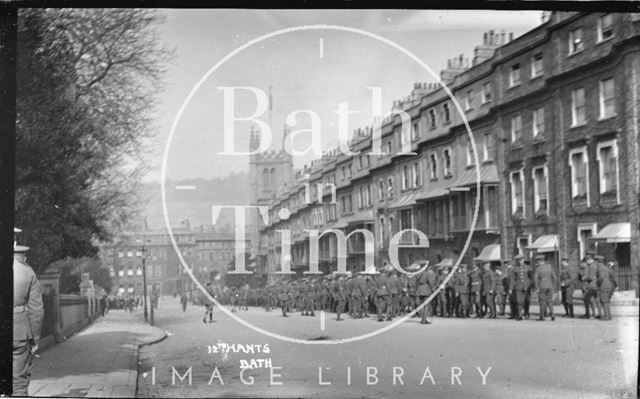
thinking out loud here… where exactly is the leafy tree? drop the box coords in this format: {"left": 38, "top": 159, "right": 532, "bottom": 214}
{"left": 15, "top": 9, "right": 170, "bottom": 273}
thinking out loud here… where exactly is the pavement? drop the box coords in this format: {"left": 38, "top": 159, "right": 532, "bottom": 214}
{"left": 29, "top": 308, "right": 166, "bottom": 398}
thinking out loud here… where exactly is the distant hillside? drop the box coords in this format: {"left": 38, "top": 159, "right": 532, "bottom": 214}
{"left": 137, "top": 172, "right": 250, "bottom": 230}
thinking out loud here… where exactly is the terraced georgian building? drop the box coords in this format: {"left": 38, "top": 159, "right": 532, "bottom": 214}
{"left": 250, "top": 12, "right": 640, "bottom": 291}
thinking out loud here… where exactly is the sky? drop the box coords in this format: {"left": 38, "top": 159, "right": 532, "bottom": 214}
{"left": 150, "top": 9, "right": 543, "bottom": 182}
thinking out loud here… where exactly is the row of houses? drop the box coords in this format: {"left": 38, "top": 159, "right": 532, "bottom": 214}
{"left": 99, "top": 221, "right": 249, "bottom": 296}
{"left": 249, "top": 12, "right": 639, "bottom": 291}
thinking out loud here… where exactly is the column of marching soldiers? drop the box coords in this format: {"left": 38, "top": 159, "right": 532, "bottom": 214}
{"left": 194, "top": 251, "right": 618, "bottom": 324}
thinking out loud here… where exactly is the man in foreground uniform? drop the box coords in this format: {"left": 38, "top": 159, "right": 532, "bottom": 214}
{"left": 375, "top": 271, "right": 390, "bottom": 322}
{"left": 13, "top": 242, "right": 44, "bottom": 396}
{"left": 533, "top": 254, "right": 557, "bottom": 321}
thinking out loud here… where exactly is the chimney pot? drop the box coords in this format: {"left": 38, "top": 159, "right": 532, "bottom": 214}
{"left": 509, "top": 32, "right": 514, "bottom": 42}
{"left": 483, "top": 32, "right": 488, "bottom": 45}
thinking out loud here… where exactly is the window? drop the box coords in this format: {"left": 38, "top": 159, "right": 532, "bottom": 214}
{"left": 263, "top": 169, "right": 270, "bottom": 189}
{"left": 465, "top": 90, "right": 473, "bottom": 111}
{"left": 386, "top": 142, "right": 392, "bottom": 155}
{"left": 510, "top": 169, "right": 525, "bottom": 216}
{"left": 136, "top": 250, "right": 142, "bottom": 257}
{"left": 577, "top": 224, "right": 597, "bottom": 260}
{"left": 597, "top": 14, "right": 614, "bottom": 42}
{"left": 482, "top": 82, "right": 492, "bottom": 103}
{"left": 428, "top": 109, "right": 437, "bottom": 129}
{"left": 379, "top": 216, "right": 385, "bottom": 245}
{"left": 443, "top": 148, "right": 452, "bottom": 176}
{"left": 599, "top": 78, "right": 616, "bottom": 119}
{"left": 569, "top": 27, "right": 584, "bottom": 55}
{"left": 413, "top": 162, "right": 421, "bottom": 188}
{"left": 341, "top": 166, "right": 346, "bottom": 181}
{"left": 118, "top": 269, "right": 124, "bottom": 277}
{"left": 127, "top": 251, "right": 133, "bottom": 257}
{"left": 378, "top": 179, "right": 385, "bottom": 201}
{"left": 117, "top": 251, "right": 123, "bottom": 258}
{"left": 483, "top": 133, "right": 494, "bottom": 161}
{"left": 136, "top": 267, "right": 142, "bottom": 276}
{"left": 597, "top": 140, "right": 619, "bottom": 202}
{"left": 569, "top": 147, "right": 590, "bottom": 207}
{"left": 358, "top": 153, "right": 364, "bottom": 170}
{"left": 127, "top": 268, "right": 133, "bottom": 276}
{"left": 516, "top": 235, "right": 531, "bottom": 256}
{"left": 571, "top": 88, "right": 586, "bottom": 126}
{"left": 429, "top": 153, "right": 438, "bottom": 179}
{"left": 443, "top": 103, "right": 451, "bottom": 123}
{"left": 366, "top": 184, "right": 372, "bottom": 206}
{"left": 156, "top": 265, "right": 161, "bottom": 276}
{"left": 412, "top": 120, "right": 421, "bottom": 140}
{"left": 531, "top": 53, "right": 544, "bottom": 78}
{"left": 533, "top": 107, "right": 545, "bottom": 137}
{"left": 532, "top": 165, "right": 549, "bottom": 214}
{"left": 511, "top": 115, "right": 522, "bottom": 143}
{"left": 402, "top": 165, "right": 409, "bottom": 190}
{"left": 387, "top": 177, "right": 394, "bottom": 198}
{"left": 509, "top": 64, "right": 521, "bottom": 87}
{"left": 466, "top": 139, "right": 475, "bottom": 166}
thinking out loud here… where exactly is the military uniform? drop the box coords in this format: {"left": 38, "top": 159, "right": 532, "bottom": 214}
{"left": 596, "top": 261, "right": 617, "bottom": 320}
{"left": 436, "top": 269, "right": 449, "bottom": 317}
{"left": 352, "top": 275, "right": 368, "bottom": 318}
{"left": 469, "top": 265, "right": 483, "bottom": 317}
{"left": 386, "top": 272, "right": 403, "bottom": 319}
{"left": 454, "top": 267, "right": 470, "bottom": 318}
{"left": 13, "top": 246, "right": 44, "bottom": 397}
{"left": 482, "top": 265, "right": 497, "bottom": 318}
{"left": 508, "top": 257, "right": 532, "bottom": 321}
{"left": 303, "top": 281, "right": 316, "bottom": 316}
{"left": 559, "top": 259, "right": 578, "bottom": 317}
{"left": 582, "top": 255, "right": 601, "bottom": 318}
{"left": 375, "top": 273, "right": 390, "bottom": 321}
{"left": 415, "top": 267, "right": 436, "bottom": 324}
{"left": 533, "top": 257, "right": 557, "bottom": 321}
{"left": 278, "top": 284, "right": 291, "bottom": 317}
{"left": 333, "top": 276, "right": 347, "bottom": 320}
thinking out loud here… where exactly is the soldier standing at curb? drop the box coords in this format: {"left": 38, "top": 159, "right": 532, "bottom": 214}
{"left": 482, "top": 262, "right": 497, "bottom": 319}
{"left": 560, "top": 257, "right": 577, "bottom": 318}
{"left": 596, "top": 259, "right": 617, "bottom": 321}
{"left": 508, "top": 255, "right": 531, "bottom": 321}
{"left": 455, "top": 265, "right": 470, "bottom": 318}
{"left": 469, "top": 263, "right": 483, "bottom": 318}
{"left": 13, "top": 241, "right": 44, "bottom": 397}
{"left": 533, "top": 254, "right": 557, "bottom": 321}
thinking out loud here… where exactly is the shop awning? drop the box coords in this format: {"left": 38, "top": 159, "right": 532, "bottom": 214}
{"left": 416, "top": 187, "right": 449, "bottom": 201}
{"left": 387, "top": 192, "right": 420, "bottom": 210}
{"left": 447, "top": 164, "right": 499, "bottom": 191}
{"left": 527, "top": 235, "right": 559, "bottom": 253}
{"left": 474, "top": 244, "right": 501, "bottom": 262}
{"left": 591, "top": 223, "right": 631, "bottom": 243}
{"left": 434, "top": 257, "right": 454, "bottom": 267}
{"left": 345, "top": 209, "right": 374, "bottom": 226}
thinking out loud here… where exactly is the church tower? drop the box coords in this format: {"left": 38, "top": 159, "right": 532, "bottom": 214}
{"left": 248, "top": 125, "right": 294, "bottom": 261}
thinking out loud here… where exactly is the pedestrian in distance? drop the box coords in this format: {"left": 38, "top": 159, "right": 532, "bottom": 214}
{"left": 180, "top": 290, "right": 188, "bottom": 312}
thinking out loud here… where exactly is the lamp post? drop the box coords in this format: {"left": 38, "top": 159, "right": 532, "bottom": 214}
{"left": 138, "top": 237, "right": 150, "bottom": 323}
